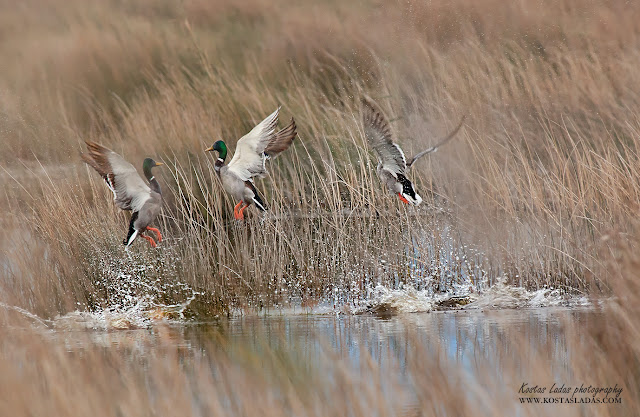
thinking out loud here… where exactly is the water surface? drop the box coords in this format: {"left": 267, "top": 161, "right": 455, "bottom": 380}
{"left": 54, "top": 307, "right": 596, "bottom": 393}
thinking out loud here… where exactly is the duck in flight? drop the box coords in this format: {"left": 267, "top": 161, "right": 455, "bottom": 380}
{"left": 361, "top": 97, "right": 465, "bottom": 205}
{"left": 81, "top": 141, "right": 164, "bottom": 248}
{"left": 205, "top": 108, "right": 297, "bottom": 220}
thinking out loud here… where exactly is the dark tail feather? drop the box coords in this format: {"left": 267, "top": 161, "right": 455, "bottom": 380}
{"left": 123, "top": 212, "right": 139, "bottom": 245}
{"left": 245, "top": 181, "right": 267, "bottom": 211}
{"left": 253, "top": 192, "right": 267, "bottom": 212}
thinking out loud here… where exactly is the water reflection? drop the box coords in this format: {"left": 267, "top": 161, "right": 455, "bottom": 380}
{"left": 197, "top": 308, "right": 595, "bottom": 380}
{"left": 44, "top": 307, "right": 598, "bottom": 394}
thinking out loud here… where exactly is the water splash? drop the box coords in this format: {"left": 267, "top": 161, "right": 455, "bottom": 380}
{"left": 466, "top": 278, "right": 591, "bottom": 310}
{"left": 0, "top": 301, "right": 52, "bottom": 329}
{"left": 348, "top": 277, "right": 590, "bottom": 316}
{"left": 57, "top": 241, "right": 200, "bottom": 329}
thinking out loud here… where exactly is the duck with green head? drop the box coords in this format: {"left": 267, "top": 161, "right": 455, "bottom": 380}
{"left": 81, "top": 141, "right": 164, "bottom": 248}
{"left": 205, "top": 108, "right": 297, "bottom": 220}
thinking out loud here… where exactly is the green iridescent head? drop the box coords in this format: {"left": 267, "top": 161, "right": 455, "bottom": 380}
{"left": 205, "top": 140, "right": 228, "bottom": 161}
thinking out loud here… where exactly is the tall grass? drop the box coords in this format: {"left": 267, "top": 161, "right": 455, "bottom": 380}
{"left": 0, "top": 0, "right": 639, "bottom": 318}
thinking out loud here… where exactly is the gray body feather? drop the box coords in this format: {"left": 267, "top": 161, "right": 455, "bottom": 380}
{"left": 134, "top": 190, "right": 162, "bottom": 231}
{"left": 219, "top": 166, "right": 259, "bottom": 207}
{"left": 376, "top": 163, "right": 403, "bottom": 194}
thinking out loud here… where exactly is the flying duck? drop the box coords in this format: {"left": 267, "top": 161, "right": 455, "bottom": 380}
{"left": 205, "top": 108, "right": 297, "bottom": 220}
{"left": 361, "top": 97, "right": 465, "bottom": 205}
{"left": 81, "top": 141, "right": 164, "bottom": 248}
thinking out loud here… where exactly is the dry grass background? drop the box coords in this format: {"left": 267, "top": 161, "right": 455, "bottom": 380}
{"left": 1, "top": 0, "right": 638, "bottom": 317}
{"left": 1, "top": 0, "right": 640, "bottom": 414}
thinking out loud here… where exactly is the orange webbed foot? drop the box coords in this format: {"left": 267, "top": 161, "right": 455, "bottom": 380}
{"left": 141, "top": 234, "right": 157, "bottom": 248}
{"left": 146, "top": 226, "right": 162, "bottom": 242}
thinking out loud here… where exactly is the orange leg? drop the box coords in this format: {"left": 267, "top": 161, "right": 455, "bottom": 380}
{"left": 146, "top": 226, "right": 162, "bottom": 242}
{"left": 238, "top": 203, "right": 249, "bottom": 219}
{"left": 397, "top": 193, "right": 409, "bottom": 204}
{"left": 141, "top": 234, "right": 157, "bottom": 248}
{"left": 233, "top": 201, "right": 247, "bottom": 220}
{"left": 233, "top": 201, "right": 243, "bottom": 219}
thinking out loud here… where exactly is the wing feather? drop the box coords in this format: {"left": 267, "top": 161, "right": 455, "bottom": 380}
{"left": 81, "top": 141, "right": 151, "bottom": 212}
{"left": 265, "top": 118, "right": 297, "bottom": 157}
{"left": 361, "top": 97, "right": 407, "bottom": 175}
{"left": 227, "top": 108, "right": 280, "bottom": 181}
{"left": 406, "top": 115, "right": 466, "bottom": 168}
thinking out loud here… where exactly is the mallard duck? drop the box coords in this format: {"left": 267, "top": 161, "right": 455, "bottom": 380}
{"left": 361, "top": 97, "right": 465, "bottom": 205}
{"left": 81, "top": 141, "right": 164, "bottom": 248}
{"left": 205, "top": 108, "right": 297, "bottom": 220}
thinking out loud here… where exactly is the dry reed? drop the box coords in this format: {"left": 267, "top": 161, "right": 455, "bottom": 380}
{"left": 0, "top": 0, "right": 637, "bottom": 334}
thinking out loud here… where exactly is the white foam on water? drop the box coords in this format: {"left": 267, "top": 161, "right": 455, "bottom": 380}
{"left": 464, "top": 279, "right": 591, "bottom": 310}
{"left": 346, "top": 278, "right": 591, "bottom": 316}
{"left": 3, "top": 280, "right": 593, "bottom": 330}
{"left": 53, "top": 300, "right": 152, "bottom": 331}
{"left": 51, "top": 290, "right": 199, "bottom": 331}
{"left": 353, "top": 285, "right": 440, "bottom": 314}
{"left": 0, "top": 301, "right": 52, "bottom": 329}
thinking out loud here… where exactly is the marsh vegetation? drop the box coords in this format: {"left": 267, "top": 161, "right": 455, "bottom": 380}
{"left": 1, "top": 0, "right": 639, "bottom": 415}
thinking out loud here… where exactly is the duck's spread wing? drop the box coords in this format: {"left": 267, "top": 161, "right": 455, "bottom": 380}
{"left": 227, "top": 108, "right": 280, "bottom": 181}
{"left": 361, "top": 97, "right": 406, "bottom": 175}
{"left": 406, "top": 115, "right": 466, "bottom": 168}
{"left": 82, "top": 141, "right": 151, "bottom": 212}
{"left": 265, "top": 118, "right": 297, "bottom": 157}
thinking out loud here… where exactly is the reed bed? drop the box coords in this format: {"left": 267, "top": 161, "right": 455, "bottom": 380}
{"left": 0, "top": 0, "right": 639, "bottom": 318}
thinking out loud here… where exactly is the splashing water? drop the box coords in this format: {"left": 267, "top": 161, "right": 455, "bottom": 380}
{"left": 55, "top": 241, "right": 199, "bottom": 330}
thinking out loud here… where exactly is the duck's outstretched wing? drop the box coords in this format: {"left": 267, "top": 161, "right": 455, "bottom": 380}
{"left": 406, "top": 115, "right": 466, "bottom": 168}
{"left": 265, "top": 118, "right": 297, "bottom": 157}
{"left": 81, "top": 141, "right": 151, "bottom": 212}
{"left": 226, "top": 108, "right": 279, "bottom": 181}
{"left": 227, "top": 108, "right": 297, "bottom": 181}
{"left": 361, "top": 97, "right": 407, "bottom": 176}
